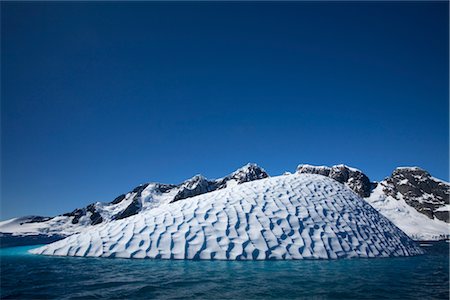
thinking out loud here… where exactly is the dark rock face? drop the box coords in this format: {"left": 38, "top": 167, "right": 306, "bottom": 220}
{"left": 87, "top": 204, "right": 103, "bottom": 225}
{"left": 297, "top": 164, "right": 371, "bottom": 198}
{"left": 115, "top": 197, "right": 141, "bottom": 220}
{"left": 173, "top": 175, "right": 214, "bottom": 202}
{"left": 227, "top": 163, "right": 269, "bottom": 184}
{"left": 296, "top": 165, "right": 331, "bottom": 177}
{"left": 114, "top": 184, "right": 150, "bottom": 220}
{"left": 382, "top": 167, "right": 449, "bottom": 222}
{"left": 63, "top": 208, "right": 85, "bottom": 225}
{"left": 131, "top": 184, "right": 150, "bottom": 197}
{"left": 171, "top": 164, "right": 269, "bottom": 203}
{"left": 61, "top": 204, "right": 104, "bottom": 226}
{"left": 19, "top": 216, "right": 52, "bottom": 224}
{"left": 330, "top": 165, "right": 371, "bottom": 198}
{"left": 111, "top": 194, "right": 126, "bottom": 205}
{"left": 156, "top": 184, "right": 177, "bottom": 193}
{"left": 215, "top": 163, "right": 269, "bottom": 190}
{"left": 113, "top": 183, "right": 180, "bottom": 220}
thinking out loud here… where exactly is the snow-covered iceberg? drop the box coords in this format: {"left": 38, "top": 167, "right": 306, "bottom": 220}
{"left": 30, "top": 174, "right": 423, "bottom": 259}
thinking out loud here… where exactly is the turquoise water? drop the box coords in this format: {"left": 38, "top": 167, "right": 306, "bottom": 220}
{"left": 1, "top": 242, "right": 448, "bottom": 299}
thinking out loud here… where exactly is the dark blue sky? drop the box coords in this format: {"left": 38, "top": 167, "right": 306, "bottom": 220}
{"left": 1, "top": 1, "right": 448, "bottom": 219}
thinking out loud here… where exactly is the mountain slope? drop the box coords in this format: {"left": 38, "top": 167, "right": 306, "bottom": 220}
{"left": 2, "top": 163, "right": 448, "bottom": 243}
{"left": 296, "top": 164, "right": 449, "bottom": 241}
{"left": 0, "top": 164, "right": 268, "bottom": 237}
{"left": 378, "top": 167, "right": 449, "bottom": 222}
{"left": 365, "top": 167, "right": 449, "bottom": 241}
{"left": 31, "top": 174, "right": 423, "bottom": 259}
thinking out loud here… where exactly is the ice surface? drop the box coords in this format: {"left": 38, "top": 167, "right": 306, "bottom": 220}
{"left": 30, "top": 174, "right": 423, "bottom": 259}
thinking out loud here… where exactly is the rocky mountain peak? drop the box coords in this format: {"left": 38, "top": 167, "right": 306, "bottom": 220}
{"left": 2, "top": 163, "right": 448, "bottom": 242}
{"left": 228, "top": 163, "right": 269, "bottom": 184}
{"left": 296, "top": 164, "right": 371, "bottom": 198}
{"left": 172, "top": 163, "right": 269, "bottom": 203}
{"left": 382, "top": 167, "right": 449, "bottom": 222}
{"left": 181, "top": 174, "right": 208, "bottom": 188}
{"left": 296, "top": 164, "right": 331, "bottom": 176}
{"left": 172, "top": 175, "right": 213, "bottom": 202}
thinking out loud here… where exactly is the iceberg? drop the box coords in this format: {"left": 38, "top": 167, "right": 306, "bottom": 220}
{"left": 30, "top": 174, "right": 423, "bottom": 259}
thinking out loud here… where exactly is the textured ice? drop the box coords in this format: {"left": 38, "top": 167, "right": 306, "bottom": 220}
{"left": 30, "top": 174, "right": 423, "bottom": 259}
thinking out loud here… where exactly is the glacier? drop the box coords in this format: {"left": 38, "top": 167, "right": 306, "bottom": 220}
{"left": 30, "top": 173, "right": 424, "bottom": 260}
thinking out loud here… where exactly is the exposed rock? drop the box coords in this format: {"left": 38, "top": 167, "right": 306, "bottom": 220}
{"left": 172, "top": 175, "right": 214, "bottom": 202}
{"left": 114, "top": 197, "right": 141, "bottom": 220}
{"left": 19, "top": 216, "right": 52, "bottom": 224}
{"left": 114, "top": 184, "right": 150, "bottom": 220}
{"left": 87, "top": 204, "right": 103, "bottom": 225}
{"left": 131, "top": 184, "right": 150, "bottom": 197}
{"left": 214, "top": 163, "right": 269, "bottom": 189}
{"left": 296, "top": 164, "right": 331, "bottom": 177}
{"left": 297, "top": 164, "right": 371, "bottom": 198}
{"left": 62, "top": 208, "right": 85, "bottom": 225}
{"left": 172, "top": 164, "right": 269, "bottom": 203}
{"left": 382, "top": 167, "right": 449, "bottom": 222}
{"left": 111, "top": 194, "right": 126, "bottom": 205}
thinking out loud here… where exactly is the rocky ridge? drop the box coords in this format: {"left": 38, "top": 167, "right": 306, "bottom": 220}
{"left": 0, "top": 163, "right": 448, "bottom": 241}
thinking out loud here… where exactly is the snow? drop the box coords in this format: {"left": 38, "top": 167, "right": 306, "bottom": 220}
{"left": 0, "top": 164, "right": 269, "bottom": 237}
{"left": 0, "top": 215, "right": 85, "bottom": 237}
{"left": 396, "top": 167, "right": 423, "bottom": 171}
{"left": 431, "top": 176, "right": 450, "bottom": 185}
{"left": 224, "top": 179, "right": 238, "bottom": 188}
{"left": 296, "top": 164, "right": 362, "bottom": 173}
{"left": 334, "top": 164, "right": 362, "bottom": 173}
{"left": 30, "top": 174, "right": 423, "bottom": 260}
{"left": 364, "top": 184, "right": 449, "bottom": 241}
{"left": 0, "top": 183, "right": 181, "bottom": 236}
{"left": 435, "top": 205, "right": 450, "bottom": 212}
{"left": 297, "top": 164, "right": 330, "bottom": 170}
{"left": 398, "top": 179, "right": 409, "bottom": 185}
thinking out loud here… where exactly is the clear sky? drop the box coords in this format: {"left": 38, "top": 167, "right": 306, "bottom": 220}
{"left": 1, "top": 1, "right": 448, "bottom": 220}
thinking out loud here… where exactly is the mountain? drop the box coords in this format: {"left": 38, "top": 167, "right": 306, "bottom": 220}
{"left": 297, "top": 164, "right": 449, "bottom": 241}
{"left": 0, "top": 164, "right": 268, "bottom": 238}
{"left": 1, "top": 163, "right": 448, "bottom": 243}
{"left": 365, "top": 167, "right": 449, "bottom": 241}
{"left": 30, "top": 173, "right": 423, "bottom": 259}
{"left": 297, "top": 164, "right": 371, "bottom": 198}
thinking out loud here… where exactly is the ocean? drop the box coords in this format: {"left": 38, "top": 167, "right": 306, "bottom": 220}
{"left": 1, "top": 242, "right": 448, "bottom": 299}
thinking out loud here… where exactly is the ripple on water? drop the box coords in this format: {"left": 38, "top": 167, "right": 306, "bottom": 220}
{"left": 0, "top": 242, "right": 448, "bottom": 299}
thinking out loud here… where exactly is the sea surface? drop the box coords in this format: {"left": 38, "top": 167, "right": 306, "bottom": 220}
{"left": 1, "top": 242, "right": 448, "bottom": 299}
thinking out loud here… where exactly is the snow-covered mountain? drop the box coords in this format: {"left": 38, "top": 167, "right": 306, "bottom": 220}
{"left": 0, "top": 164, "right": 268, "bottom": 237}
{"left": 30, "top": 174, "right": 423, "bottom": 259}
{"left": 296, "top": 164, "right": 449, "bottom": 241}
{"left": 365, "top": 167, "right": 449, "bottom": 241}
{"left": 1, "top": 163, "right": 448, "bottom": 243}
